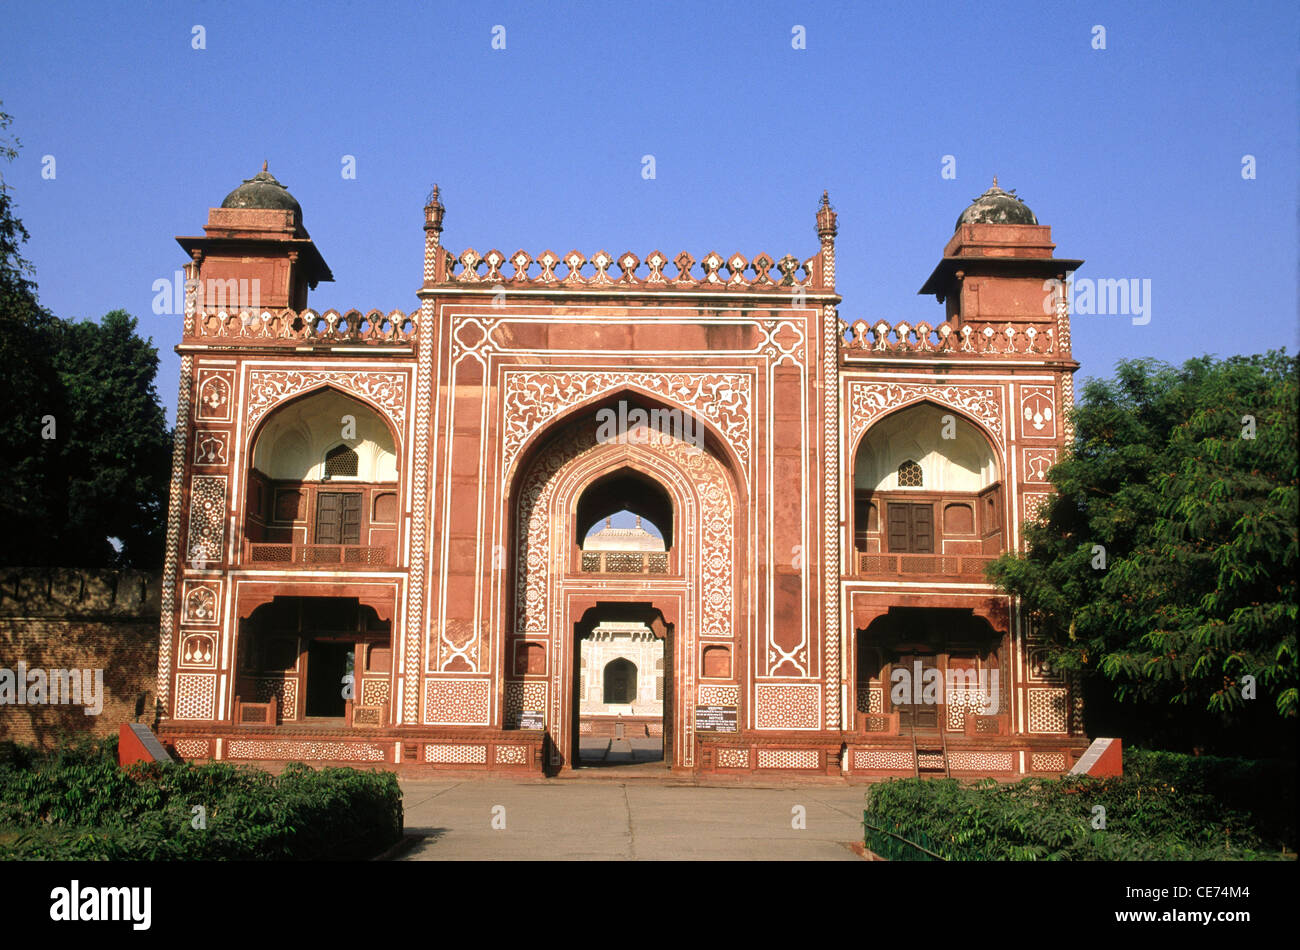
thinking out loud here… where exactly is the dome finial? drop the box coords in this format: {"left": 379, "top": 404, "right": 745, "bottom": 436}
{"left": 816, "top": 190, "right": 837, "bottom": 239}
{"left": 262, "top": 160, "right": 268, "bottom": 173}
{"left": 424, "top": 183, "right": 446, "bottom": 233}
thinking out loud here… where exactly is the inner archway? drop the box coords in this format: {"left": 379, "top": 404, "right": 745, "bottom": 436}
{"left": 505, "top": 389, "right": 744, "bottom": 773}
{"left": 573, "top": 602, "right": 672, "bottom": 768}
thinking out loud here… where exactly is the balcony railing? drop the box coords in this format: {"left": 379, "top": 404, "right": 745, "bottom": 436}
{"left": 245, "top": 542, "right": 395, "bottom": 567}
{"left": 857, "top": 553, "right": 995, "bottom": 577}
{"left": 580, "top": 551, "right": 669, "bottom": 574}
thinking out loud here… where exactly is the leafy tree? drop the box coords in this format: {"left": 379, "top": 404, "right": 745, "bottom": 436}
{"left": 0, "top": 101, "right": 64, "bottom": 563}
{"left": 0, "top": 103, "right": 171, "bottom": 568}
{"left": 989, "top": 353, "right": 1298, "bottom": 751}
{"left": 48, "top": 310, "right": 172, "bottom": 567}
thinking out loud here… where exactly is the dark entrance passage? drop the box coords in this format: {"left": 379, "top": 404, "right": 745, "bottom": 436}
{"left": 237, "top": 596, "right": 391, "bottom": 723}
{"left": 304, "top": 640, "right": 352, "bottom": 718}
{"left": 856, "top": 606, "right": 1007, "bottom": 736}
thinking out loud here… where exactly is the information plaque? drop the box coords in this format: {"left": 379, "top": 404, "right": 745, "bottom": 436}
{"left": 695, "top": 705, "right": 738, "bottom": 732}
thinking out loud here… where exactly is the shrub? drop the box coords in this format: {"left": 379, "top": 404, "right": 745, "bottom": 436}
{"left": 0, "top": 743, "right": 402, "bottom": 860}
{"left": 864, "top": 750, "right": 1291, "bottom": 860}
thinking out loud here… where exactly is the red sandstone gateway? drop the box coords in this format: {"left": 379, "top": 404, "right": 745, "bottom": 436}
{"left": 157, "top": 169, "right": 1088, "bottom": 777}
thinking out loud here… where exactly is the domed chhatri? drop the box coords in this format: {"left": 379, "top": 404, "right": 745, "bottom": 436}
{"left": 220, "top": 161, "right": 303, "bottom": 217}
{"left": 955, "top": 177, "right": 1037, "bottom": 230}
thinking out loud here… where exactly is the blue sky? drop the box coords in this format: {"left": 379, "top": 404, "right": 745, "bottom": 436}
{"left": 2, "top": 0, "right": 1296, "bottom": 425}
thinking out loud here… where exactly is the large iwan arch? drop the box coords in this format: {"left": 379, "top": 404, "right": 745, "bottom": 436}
{"left": 503, "top": 392, "right": 746, "bottom": 772}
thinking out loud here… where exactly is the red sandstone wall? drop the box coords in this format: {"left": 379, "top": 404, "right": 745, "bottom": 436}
{"left": 0, "top": 568, "right": 160, "bottom": 748}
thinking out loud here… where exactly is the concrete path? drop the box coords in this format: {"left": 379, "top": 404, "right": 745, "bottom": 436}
{"left": 577, "top": 737, "right": 664, "bottom": 765}
{"left": 397, "top": 777, "right": 869, "bottom": 860}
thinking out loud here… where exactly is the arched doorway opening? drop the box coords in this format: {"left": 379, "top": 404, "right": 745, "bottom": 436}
{"left": 236, "top": 596, "right": 391, "bottom": 724}
{"left": 576, "top": 468, "right": 673, "bottom": 574}
{"left": 504, "top": 388, "right": 746, "bottom": 773}
{"left": 852, "top": 402, "right": 1003, "bottom": 576}
{"left": 573, "top": 602, "right": 673, "bottom": 768}
{"left": 243, "top": 387, "right": 400, "bottom": 567}
{"left": 855, "top": 607, "right": 1007, "bottom": 741}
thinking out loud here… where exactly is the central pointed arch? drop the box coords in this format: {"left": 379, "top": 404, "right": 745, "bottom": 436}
{"left": 500, "top": 388, "right": 748, "bottom": 773}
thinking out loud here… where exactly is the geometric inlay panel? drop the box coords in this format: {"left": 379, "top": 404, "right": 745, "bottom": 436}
{"left": 361, "top": 678, "right": 390, "bottom": 708}
{"left": 698, "top": 685, "right": 740, "bottom": 706}
{"left": 252, "top": 676, "right": 298, "bottom": 721}
{"left": 754, "top": 684, "right": 821, "bottom": 730}
{"left": 174, "top": 672, "right": 216, "bottom": 720}
{"left": 716, "top": 748, "right": 750, "bottom": 768}
{"left": 424, "top": 744, "right": 488, "bottom": 764}
{"left": 853, "top": 749, "right": 913, "bottom": 770}
{"left": 1031, "top": 752, "right": 1068, "bottom": 772}
{"left": 756, "top": 749, "right": 819, "bottom": 769}
{"left": 1027, "top": 687, "right": 1069, "bottom": 734}
{"left": 172, "top": 738, "right": 211, "bottom": 759}
{"left": 503, "top": 681, "right": 548, "bottom": 728}
{"left": 855, "top": 685, "right": 884, "bottom": 714}
{"left": 494, "top": 745, "right": 529, "bottom": 766}
{"left": 423, "top": 678, "right": 491, "bottom": 725}
{"left": 186, "top": 476, "right": 226, "bottom": 563}
{"left": 226, "top": 739, "right": 386, "bottom": 761}
{"left": 947, "top": 751, "right": 1014, "bottom": 772}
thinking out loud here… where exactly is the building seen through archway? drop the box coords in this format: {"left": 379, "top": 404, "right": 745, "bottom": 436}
{"left": 575, "top": 515, "right": 667, "bottom": 766}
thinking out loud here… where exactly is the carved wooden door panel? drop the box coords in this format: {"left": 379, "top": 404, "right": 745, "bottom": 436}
{"left": 894, "top": 651, "right": 940, "bottom": 733}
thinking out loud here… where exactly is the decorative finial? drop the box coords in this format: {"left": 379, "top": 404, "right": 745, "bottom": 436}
{"left": 992, "top": 175, "right": 998, "bottom": 189}
{"left": 262, "top": 160, "right": 268, "bottom": 173}
{"left": 424, "top": 183, "right": 446, "bottom": 233}
{"left": 816, "top": 189, "right": 837, "bottom": 240}
{"left": 635, "top": 515, "right": 642, "bottom": 528}
{"left": 606, "top": 516, "right": 612, "bottom": 529}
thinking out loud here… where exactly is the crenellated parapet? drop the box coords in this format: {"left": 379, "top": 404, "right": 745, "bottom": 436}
{"left": 427, "top": 247, "right": 828, "bottom": 292}
{"left": 186, "top": 308, "right": 417, "bottom": 345}
{"left": 840, "top": 317, "right": 1063, "bottom": 359}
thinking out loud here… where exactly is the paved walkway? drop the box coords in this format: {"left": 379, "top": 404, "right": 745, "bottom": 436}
{"left": 397, "top": 776, "right": 869, "bottom": 860}
{"left": 577, "top": 737, "right": 664, "bottom": 766}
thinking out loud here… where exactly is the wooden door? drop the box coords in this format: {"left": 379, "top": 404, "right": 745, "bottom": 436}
{"left": 894, "top": 651, "right": 940, "bottom": 733}
{"left": 887, "top": 503, "right": 933, "bottom": 553}
{"left": 316, "top": 492, "right": 362, "bottom": 545}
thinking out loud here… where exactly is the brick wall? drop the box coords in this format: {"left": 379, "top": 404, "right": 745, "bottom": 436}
{"left": 0, "top": 568, "right": 161, "bottom": 748}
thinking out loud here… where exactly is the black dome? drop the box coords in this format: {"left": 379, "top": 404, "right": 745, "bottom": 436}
{"left": 220, "top": 163, "right": 302, "bottom": 217}
{"left": 956, "top": 179, "right": 1037, "bottom": 229}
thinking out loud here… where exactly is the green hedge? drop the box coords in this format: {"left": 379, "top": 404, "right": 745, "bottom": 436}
{"left": 0, "top": 739, "right": 403, "bottom": 860}
{"left": 863, "top": 749, "right": 1292, "bottom": 861}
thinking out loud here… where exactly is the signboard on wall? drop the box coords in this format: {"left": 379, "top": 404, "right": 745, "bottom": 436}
{"left": 518, "top": 710, "right": 545, "bottom": 730}
{"left": 695, "top": 705, "right": 738, "bottom": 732}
